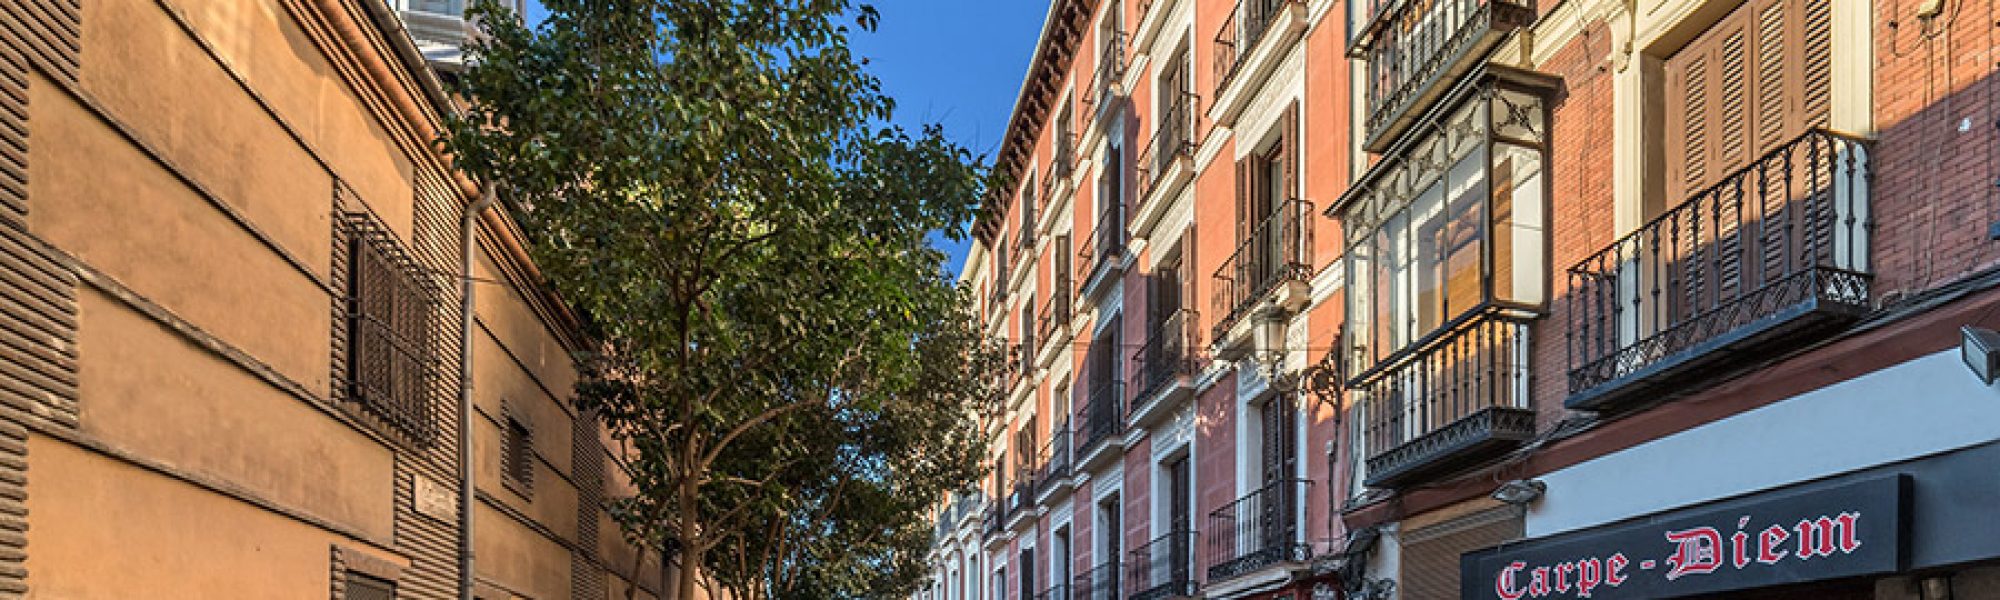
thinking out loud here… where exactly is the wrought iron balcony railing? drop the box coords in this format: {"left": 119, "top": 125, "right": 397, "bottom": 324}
{"left": 1086, "top": 30, "right": 1128, "bottom": 118}
{"left": 1359, "top": 312, "right": 1536, "bottom": 488}
{"left": 1034, "top": 420, "right": 1073, "bottom": 497}
{"left": 1213, "top": 0, "right": 1302, "bottom": 92}
{"left": 1079, "top": 202, "right": 1128, "bottom": 288}
{"left": 1006, "top": 470, "right": 1035, "bottom": 520}
{"left": 1566, "top": 129, "right": 1872, "bottom": 411}
{"left": 982, "top": 501, "right": 1003, "bottom": 539}
{"left": 1128, "top": 529, "right": 1198, "bottom": 600}
{"left": 1034, "top": 584, "right": 1071, "bottom": 600}
{"left": 1015, "top": 339, "right": 1036, "bottom": 380}
{"left": 1350, "top": 0, "right": 1536, "bottom": 151}
{"left": 1132, "top": 308, "right": 1201, "bottom": 406}
{"left": 1212, "top": 198, "right": 1314, "bottom": 340}
{"left": 1139, "top": 90, "right": 1199, "bottom": 201}
{"left": 1074, "top": 562, "right": 1122, "bottom": 600}
{"left": 1075, "top": 381, "right": 1126, "bottom": 458}
{"left": 1206, "top": 478, "right": 1311, "bottom": 582}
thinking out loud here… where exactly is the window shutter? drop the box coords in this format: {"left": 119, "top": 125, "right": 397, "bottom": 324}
{"left": 1664, "top": 0, "right": 1831, "bottom": 203}
{"left": 1280, "top": 103, "right": 1299, "bottom": 203}
{"left": 1235, "top": 158, "right": 1253, "bottom": 246}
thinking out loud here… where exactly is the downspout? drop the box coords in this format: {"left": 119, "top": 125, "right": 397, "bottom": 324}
{"left": 460, "top": 183, "right": 500, "bottom": 600}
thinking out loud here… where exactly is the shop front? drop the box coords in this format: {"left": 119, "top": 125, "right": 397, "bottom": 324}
{"left": 1462, "top": 439, "right": 2000, "bottom": 599}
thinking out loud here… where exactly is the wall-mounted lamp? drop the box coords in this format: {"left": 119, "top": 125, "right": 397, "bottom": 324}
{"left": 1492, "top": 479, "right": 1547, "bottom": 506}
{"left": 1960, "top": 326, "right": 2000, "bottom": 385}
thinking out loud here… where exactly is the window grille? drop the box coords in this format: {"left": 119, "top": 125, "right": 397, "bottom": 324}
{"left": 345, "top": 572, "right": 396, "bottom": 600}
{"left": 341, "top": 211, "right": 446, "bottom": 446}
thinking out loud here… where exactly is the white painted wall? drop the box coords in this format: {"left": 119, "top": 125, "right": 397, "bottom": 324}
{"left": 1527, "top": 349, "right": 2000, "bottom": 537}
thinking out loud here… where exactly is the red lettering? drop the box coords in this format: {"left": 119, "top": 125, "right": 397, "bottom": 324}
{"left": 1530, "top": 566, "right": 1551, "bottom": 597}
{"left": 1496, "top": 561, "right": 1527, "bottom": 600}
{"left": 1554, "top": 562, "right": 1574, "bottom": 593}
{"left": 1731, "top": 530, "right": 1751, "bottom": 568}
{"left": 1606, "top": 553, "right": 1629, "bottom": 587}
{"left": 1575, "top": 558, "right": 1602, "bottom": 598}
{"left": 1797, "top": 514, "right": 1860, "bottom": 559}
{"left": 1665, "top": 527, "right": 1723, "bottom": 580}
{"left": 1835, "top": 512, "right": 1863, "bottom": 553}
{"left": 1758, "top": 525, "right": 1790, "bottom": 564}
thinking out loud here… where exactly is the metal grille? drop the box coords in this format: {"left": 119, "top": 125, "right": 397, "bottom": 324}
{"left": 1400, "top": 505, "right": 1522, "bottom": 600}
{"left": 343, "top": 211, "right": 447, "bottom": 446}
{"left": 345, "top": 572, "right": 396, "bottom": 600}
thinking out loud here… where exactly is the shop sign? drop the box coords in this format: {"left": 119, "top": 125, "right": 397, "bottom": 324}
{"left": 1463, "top": 475, "right": 1907, "bottom": 600}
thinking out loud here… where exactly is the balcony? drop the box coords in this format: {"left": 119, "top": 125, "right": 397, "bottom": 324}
{"left": 1211, "top": 198, "right": 1314, "bottom": 343}
{"left": 982, "top": 501, "right": 1003, "bottom": 542}
{"left": 1078, "top": 202, "right": 1129, "bottom": 303}
{"left": 1034, "top": 420, "right": 1074, "bottom": 502}
{"left": 1566, "top": 130, "right": 1872, "bottom": 412}
{"left": 1084, "top": 30, "right": 1128, "bottom": 125}
{"left": 1136, "top": 90, "right": 1199, "bottom": 231}
{"left": 1128, "top": 309, "right": 1201, "bottom": 428}
{"left": 1350, "top": 0, "right": 1536, "bottom": 152}
{"left": 1005, "top": 470, "right": 1037, "bottom": 530}
{"left": 1205, "top": 478, "right": 1312, "bottom": 582}
{"left": 1033, "top": 584, "right": 1071, "bottom": 600}
{"left": 1213, "top": 0, "right": 1304, "bottom": 94}
{"left": 1074, "top": 562, "right": 1121, "bottom": 600}
{"left": 1210, "top": 0, "right": 1307, "bottom": 122}
{"left": 1358, "top": 313, "right": 1536, "bottom": 488}
{"left": 1127, "top": 530, "right": 1198, "bottom": 600}
{"left": 1073, "top": 381, "right": 1126, "bottom": 471}
{"left": 1015, "top": 337, "right": 1038, "bottom": 383}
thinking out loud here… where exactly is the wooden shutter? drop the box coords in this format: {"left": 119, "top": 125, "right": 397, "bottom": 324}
{"left": 1663, "top": 0, "right": 1831, "bottom": 203}
{"left": 1278, "top": 103, "right": 1300, "bottom": 267}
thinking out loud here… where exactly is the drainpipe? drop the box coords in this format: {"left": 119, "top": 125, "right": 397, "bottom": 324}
{"left": 459, "top": 183, "right": 500, "bottom": 600}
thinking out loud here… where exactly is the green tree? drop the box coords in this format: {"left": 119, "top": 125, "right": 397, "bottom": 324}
{"left": 443, "top": 1, "right": 1003, "bottom": 597}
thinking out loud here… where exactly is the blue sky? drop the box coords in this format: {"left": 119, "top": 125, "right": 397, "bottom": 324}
{"left": 521, "top": 1, "right": 1041, "bottom": 276}
{"left": 850, "top": 1, "right": 1044, "bottom": 277}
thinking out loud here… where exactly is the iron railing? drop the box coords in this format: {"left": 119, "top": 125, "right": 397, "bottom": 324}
{"left": 1076, "top": 381, "right": 1127, "bottom": 457}
{"left": 1074, "top": 562, "right": 1122, "bottom": 600}
{"left": 1132, "top": 308, "right": 1201, "bottom": 406}
{"left": 1034, "top": 584, "right": 1072, "bottom": 600}
{"left": 1213, "top": 0, "right": 1302, "bottom": 91}
{"left": 1056, "top": 127, "right": 1078, "bottom": 181}
{"left": 982, "top": 501, "right": 1003, "bottom": 539}
{"left": 1034, "top": 420, "right": 1074, "bottom": 496}
{"left": 1359, "top": 313, "right": 1536, "bottom": 487}
{"left": 1352, "top": 0, "right": 1536, "bottom": 148}
{"left": 1566, "top": 129, "right": 1872, "bottom": 405}
{"left": 1007, "top": 469, "right": 1035, "bottom": 520}
{"left": 1139, "top": 90, "right": 1199, "bottom": 200}
{"left": 1087, "top": 30, "right": 1127, "bottom": 117}
{"left": 1206, "top": 478, "right": 1311, "bottom": 582}
{"left": 1212, "top": 198, "right": 1314, "bottom": 339}
{"left": 1128, "top": 530, "right": 1199, "bottom": 600}
{"left": 1080, "top": 201, "right": 1128, "bottom": 284}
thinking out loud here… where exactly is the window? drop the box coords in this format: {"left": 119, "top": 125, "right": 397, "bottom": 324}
{"left": 1341, "top": 82, "right": 1548, "bottom": 378}
{"left": 340, "top": 211, "right": 445, "bottom": 446}
{"left": 503, "top": 410, "right": 534, "bottom": 495}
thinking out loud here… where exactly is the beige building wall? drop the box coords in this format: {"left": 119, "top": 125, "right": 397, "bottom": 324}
{"left": 0, "top": 0, "right": 655, "bottom": 598}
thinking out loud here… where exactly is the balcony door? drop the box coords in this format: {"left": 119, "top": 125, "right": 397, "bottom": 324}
{"left": 1258, "top": 396, "right": 1298, "bottom": 551}
{"left": 1020, "top": 546, "right": 1035, "bottom": 600}
{"left": 1165, "top": 456, "right": 1192, "bottom": 585}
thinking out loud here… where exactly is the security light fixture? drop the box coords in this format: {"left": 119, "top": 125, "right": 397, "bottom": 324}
{"left": 1492, "top": 479, "right": 1546, "bottom": 506}
{"left": 1960, "top": 326, "right": 2000, "bottom": 385}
